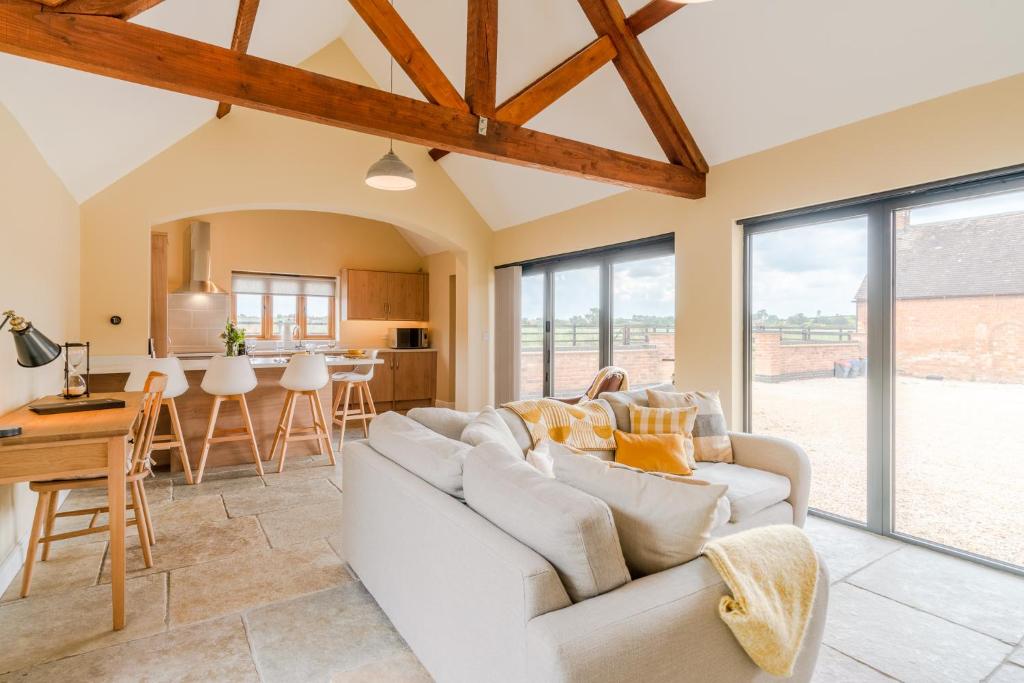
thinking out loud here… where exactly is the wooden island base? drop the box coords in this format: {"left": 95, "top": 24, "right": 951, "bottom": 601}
{"left": 89, "top": 350, "right": 437, "bottom": 471}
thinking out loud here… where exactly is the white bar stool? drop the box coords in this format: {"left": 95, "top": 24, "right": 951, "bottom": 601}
{"left": 195, "top": 355, "right": 263, "bottom": 483}
{"left": 269, "top": 353, "right": 333, "bottom": 472}
{"left": 126, "top": 357, "right": 194, "bottom": 485}
{"left": 331, "top": 349, "right": 379, "bottom": 449}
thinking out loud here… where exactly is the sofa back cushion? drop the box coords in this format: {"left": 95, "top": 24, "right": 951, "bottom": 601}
{"left": 599, "top": 382, "right": 676, "bottom": 432}
{"left": 461, "top": 406, "right": 526, "bottom": 457}
{"left": 464, "top": 442, "right": 631, "bottom": 603}
{"left": 368, "top": 411, "right": 472, "bottom": 499}
{"left": 407, "top": 407, "right": 476, "bottom": 442}
{"left": 552, "top": 450, "right": 729, "bottom": 577}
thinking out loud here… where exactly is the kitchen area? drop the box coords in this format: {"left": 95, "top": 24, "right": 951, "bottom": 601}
{"left": 89, "top": 210, "right": 452, "bottom": 473}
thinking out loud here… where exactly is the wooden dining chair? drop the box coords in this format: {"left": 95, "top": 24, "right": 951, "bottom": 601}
{"left": 20, "top": 371, "right": 167, "bottom": 598}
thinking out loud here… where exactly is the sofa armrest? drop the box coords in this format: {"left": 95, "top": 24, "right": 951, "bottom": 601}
{"left": 728, "top": 432, "right": 811, "bottom": 526}
{"left": 526, "top": 555, "right": 829, "bottom": 683}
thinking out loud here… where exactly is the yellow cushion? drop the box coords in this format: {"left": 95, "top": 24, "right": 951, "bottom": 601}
{"left": 614, "top": 430, "right": 693, "bottom": 476}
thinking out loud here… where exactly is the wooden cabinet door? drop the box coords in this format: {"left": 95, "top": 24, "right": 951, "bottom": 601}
{"left": 366, "top": 352, "right": 395, "bottom": 404}
{"left": 386, "top": 272, "right": 427, "bottom": 321}
{"left": 393, "top": 352, "right": 436, "bottom": 401}
{"left": 347, "top": 270, "right": 388, "bottom": 320}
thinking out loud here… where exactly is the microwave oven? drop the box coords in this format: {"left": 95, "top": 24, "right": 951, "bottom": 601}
{"left": 389, "top": 327, "right": 428, "bottom": 349}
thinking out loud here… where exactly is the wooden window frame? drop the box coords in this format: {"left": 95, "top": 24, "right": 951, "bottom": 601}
{"left": 231, "top": 293, "right": 336, "bottom": 341}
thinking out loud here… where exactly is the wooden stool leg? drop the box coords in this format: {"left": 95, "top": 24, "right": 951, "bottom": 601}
{"left": 238, "top": 394, "right": 264, "bottom": 476}
{"left": 138, "top": 480, "right": 156, "bottom": 545}
{"left": 331, "top": 381, "right": 345, "bottom": 424}
{"left": 356, "top": 383, "right": 370, "bottom": 437}
{"left": 167, "top": 399, "right": 194, "bottom": 485}
{"left": 269, "top": 391, "right": 293, "bottom": 464}
{"left": 41, "top": 492, "right": 58, "bottom": 562}
{"left": 195, "top": 396, "right": 223, "bottom": 484}
{"left": 363, "top": 381, "right": 378, "bottom": 418}
{"left": 312, "top": 390, "right": 335, "bottom": 465}
{"left": 337, "top": 383, "right": 353, "bottom": 450}
{"left": 130, "top": 481, "right": 153, "bottom": 569}
{"left": 277, "top": 392, "right": 298, "bottom": 473}
{"left": 21, "top": 492, "right": 49, "bottom": 597}
{"left": 306, "top": 392, "right": 327, "bottom": 458}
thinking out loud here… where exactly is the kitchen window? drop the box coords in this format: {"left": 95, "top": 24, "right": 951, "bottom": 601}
{"left": 230, "top": 272, "right": 337, "bottom": 340}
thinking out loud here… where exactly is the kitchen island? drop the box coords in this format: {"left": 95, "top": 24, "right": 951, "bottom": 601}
{"left": 88, "top": 353, "right": 417, "bottom": 470}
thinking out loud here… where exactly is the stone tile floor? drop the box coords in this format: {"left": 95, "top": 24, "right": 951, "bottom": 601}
{"left": 0, "top": 452, "right": 1021, "bottom": 682}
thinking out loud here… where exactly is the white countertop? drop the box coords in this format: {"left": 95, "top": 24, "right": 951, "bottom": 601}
{"left": 88, "top": 353, "right": 407, "bottom": 375}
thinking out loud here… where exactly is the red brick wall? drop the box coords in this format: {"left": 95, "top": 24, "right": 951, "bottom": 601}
{"left": 894, "top": 295, "right": 1024, "bottom": 382}
{"left": 518, "top": 332, "right": 675, "bottom": 398}
{"left": 753, "top": 331, "right": 863, "bottom": 381}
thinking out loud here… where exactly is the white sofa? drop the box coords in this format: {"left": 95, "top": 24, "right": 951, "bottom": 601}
{"left": 341, "top": 409, "right": 828, "bottom": 683}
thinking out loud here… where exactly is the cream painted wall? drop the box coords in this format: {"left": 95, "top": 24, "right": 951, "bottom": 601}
{"left": 426, "top": 251, "right": 458, "bottom": 403}
{"left": 154, "top": 209, "right": 427, "bottom": 349}
{"left": 0, "top": 104, "right": 80, "bottom": 580}
{"left": 494, "top": 74, "right": 1024, "bottom": 425}
{"left": 80, "top": 39, "right": 494, "bottom": 409}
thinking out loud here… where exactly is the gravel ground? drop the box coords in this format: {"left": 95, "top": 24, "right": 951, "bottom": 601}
{"left": 752, "top": 376, "right": 1024, "bottom": 567}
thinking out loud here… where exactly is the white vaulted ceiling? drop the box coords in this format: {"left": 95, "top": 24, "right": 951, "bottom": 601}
{"left": 1, "top": 0, "right": 1023, "bottom": 228}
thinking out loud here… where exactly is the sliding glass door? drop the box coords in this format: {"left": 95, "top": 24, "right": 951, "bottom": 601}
{"left": 746, "top": 172, "right": 1024, "bottom": 572}
{"left": 519, "top": 236, "right": 675, "bottom": 400}
{"left": 891, "top": 189, "right": 1024, "bottom": 568}
{"left": 748, "top": 216, "right": 869, "bottom": 522}
{"left": 552, "top": 266, "right": 602, "bottom": 397}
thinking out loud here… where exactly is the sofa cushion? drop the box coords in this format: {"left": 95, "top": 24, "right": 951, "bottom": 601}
{"left": 599, "top": 383, "right": 675, "bottom": 432}
{"left": 464, "top": 442, "right": 631, "bottom": 603}
{"left": 368, "top": 412, "right": 471, "bottom": 499}
{"left": 461, "top": 406, "right": 525, "bottom": 458}
{"left": 692, "top": 462, "right": 791, "bottom": 522}
{"left": 407, "top": 407, "right": 476, "bottom": 441}
{"left": 552, "top": 451, "right": 729, "bottom": 577}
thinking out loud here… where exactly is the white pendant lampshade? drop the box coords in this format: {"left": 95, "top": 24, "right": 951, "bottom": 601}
{"left": 365, "top": 149, "right": 417, "bottom": 191}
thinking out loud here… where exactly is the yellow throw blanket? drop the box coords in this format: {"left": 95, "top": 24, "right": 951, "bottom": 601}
{"left": 502, "top": 398, "right": 616, "bottom": 451}
{"left": 702, "top": 525, "right": 819, "bottom": 678}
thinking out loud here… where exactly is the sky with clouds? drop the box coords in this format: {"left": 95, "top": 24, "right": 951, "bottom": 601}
{"left": 521, "top": 190, "right": 1024, "bottom": 323}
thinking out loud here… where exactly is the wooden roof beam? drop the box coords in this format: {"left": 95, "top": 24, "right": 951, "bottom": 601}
{"left": 39, "top": 0, "right": 167, "bottom": 20}
{"left": 578, "top": 0, "right": 707, "bottom": 172}
{"left": 216, "top": 0, "right": 260, "bottom": 119}
{"left": 465, "top": 0, "right": 497, "bottom": 117}
{"left": 0, "top": 3, "right": 705, "bottom": 198}
{"left": 626, "top": 0, "right": 686, "bottom": 35}
{"left": 348, "top": 0, "right": 469, "bottom": 113}
{"left": 430, "top": 0, "right": 685, "bottom": 162}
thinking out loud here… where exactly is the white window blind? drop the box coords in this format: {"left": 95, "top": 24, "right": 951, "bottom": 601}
{"left": 232, "top": 272, "right": 336, "bottom": 297}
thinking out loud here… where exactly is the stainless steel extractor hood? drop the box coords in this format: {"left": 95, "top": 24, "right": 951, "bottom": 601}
{"left": 173, "top": 221, "right": 226, "bottom": 294}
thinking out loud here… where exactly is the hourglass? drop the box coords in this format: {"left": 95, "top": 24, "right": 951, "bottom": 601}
{"left": 62, "top": 342, "right": 91, "bottom": 399}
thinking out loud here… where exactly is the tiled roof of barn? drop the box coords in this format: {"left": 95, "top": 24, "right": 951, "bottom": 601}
{"left": 854, "top": 209, "right": 1024, "bottom": 301}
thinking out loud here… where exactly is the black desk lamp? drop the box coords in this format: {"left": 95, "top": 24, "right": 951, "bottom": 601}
{"left": 1, "top": 310, "right": 62, "bottom": 437}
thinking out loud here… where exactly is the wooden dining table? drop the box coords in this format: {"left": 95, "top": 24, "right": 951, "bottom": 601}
{"left": 0, "top": 392, "right": 144, "bottom": 630}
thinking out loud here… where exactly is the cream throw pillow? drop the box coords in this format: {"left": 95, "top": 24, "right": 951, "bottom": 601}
{"left": 646, "top": 389, "right": 734, "bottom": 463}
{"left": 526, "top": 439, "right": 582, "bottom": 478}
{"left": 551, "top": 450, "right": 729, "bottom": 577}
{"left": 627, "top": 403, "right": 698, "bottom": 468}
{"left": 461, "top": 406, "right": 526, "bottom": 458}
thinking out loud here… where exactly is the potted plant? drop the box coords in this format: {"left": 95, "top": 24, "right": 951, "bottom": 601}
{"left": 221, "top": 319, "right": 246, "bottom": 357}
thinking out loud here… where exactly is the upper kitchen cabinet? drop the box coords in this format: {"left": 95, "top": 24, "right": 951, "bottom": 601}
{"left": 344, "top": 269, "right": 428, "bottom": 321}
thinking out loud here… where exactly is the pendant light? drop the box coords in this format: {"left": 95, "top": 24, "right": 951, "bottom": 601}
{"left": 365, "top": 0, "right": 416, "bottom": 192}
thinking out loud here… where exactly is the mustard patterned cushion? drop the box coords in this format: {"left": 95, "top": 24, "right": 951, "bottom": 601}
{"left": 502, "top": 398, "right": 616, "bottom": 451}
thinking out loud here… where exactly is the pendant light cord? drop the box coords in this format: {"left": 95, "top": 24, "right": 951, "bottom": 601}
{"left": 388, "top": 0, "right": 395, "bottom": 154}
